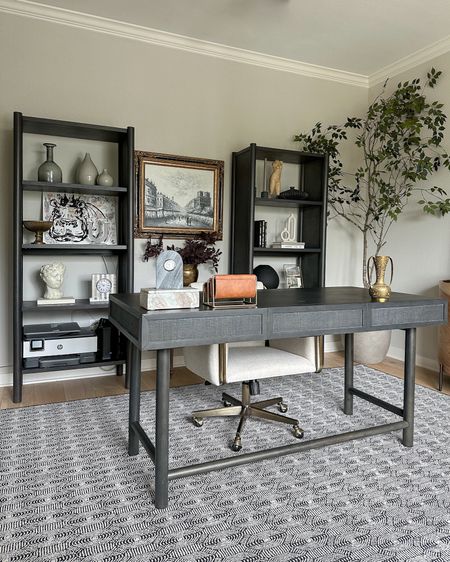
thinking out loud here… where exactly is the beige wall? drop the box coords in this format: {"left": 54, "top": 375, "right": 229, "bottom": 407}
{"left": 369, "top": 54, "right": 450, "bottom": 369}
{"left": 0, "top": 13, "right": 369, "bottom": 383}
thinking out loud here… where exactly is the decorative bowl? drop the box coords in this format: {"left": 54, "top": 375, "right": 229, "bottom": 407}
{"left": 277, "top": 187, "right": 309, "bottom": 200}
{"left": 23, "top": 220, "right": 53, "bottom": 244}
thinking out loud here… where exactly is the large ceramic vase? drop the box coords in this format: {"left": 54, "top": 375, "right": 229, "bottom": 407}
{"left": 38, "top": 143, "right": 62, "bottom": 183}
{"left": 78, "top": 153, "right": 98, "bottom": 185}
{"left": 438, "top": 280, "right": 450, "bottom": 387}
{"left": 353, "top": 330, "right": 392, "bottom": 364}
{"left": 183, "top": 264, "right": 198, "bottom": 286}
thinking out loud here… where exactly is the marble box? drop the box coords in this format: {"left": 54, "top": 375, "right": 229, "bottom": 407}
{"left": 140, "top": 288, "right": 200, "bottom": 310}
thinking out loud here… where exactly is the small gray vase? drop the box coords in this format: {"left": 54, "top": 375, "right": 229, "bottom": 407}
{"left": 78, "top": 153, "right": 98, "bottom": 185}
{"left": 97, "top": 168, "right": 114, "bottom": 187}
{"left": 38, "top": 143, "right": 62, "bottom": 183}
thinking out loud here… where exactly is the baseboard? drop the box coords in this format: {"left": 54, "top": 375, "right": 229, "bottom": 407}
{"left": 387, "top": 344, "right": 439, "bottom": 373}
{"left": 0, "top": 354, "right": 185, "bottom": 387}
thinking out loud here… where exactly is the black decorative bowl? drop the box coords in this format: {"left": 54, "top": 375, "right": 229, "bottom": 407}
{"left": 277, "top": 187, "right": 309, "bottom": 200}
{"left": 253, "top": 264, "right": 279, "bottom": 289}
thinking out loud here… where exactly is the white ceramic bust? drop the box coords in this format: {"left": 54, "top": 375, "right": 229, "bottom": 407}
{"left": 40, "top": 262, "right": 65, "bottom": 300}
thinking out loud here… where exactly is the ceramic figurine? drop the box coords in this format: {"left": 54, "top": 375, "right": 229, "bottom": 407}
{"left": 269, "top": 160, "right": 283, "bottom": 198}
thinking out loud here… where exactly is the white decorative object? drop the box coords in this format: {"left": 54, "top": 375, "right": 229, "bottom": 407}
{"left": 280, "top": 213, "right": 296, "bottom": 242}
{"left": 38, "top": 263, "right": 75, "bottom": 305}
{"left": 78, "top": 153, "right": 98, "bottom": 185}
{"left": 97, "top": 169, "right": 114, "bottom": 187}
{"left": 140, "top": 288, "right": 200, "bottom": 310}
{"left": 271, "top": 213, "right": 305, "bottom": 249}
{"left": 90, "top": 273, "right": 117, "bottom": 303}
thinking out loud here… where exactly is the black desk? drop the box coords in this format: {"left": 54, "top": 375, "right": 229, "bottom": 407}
{"left": 110, "top": 287, "right": 447, "bottom": 509}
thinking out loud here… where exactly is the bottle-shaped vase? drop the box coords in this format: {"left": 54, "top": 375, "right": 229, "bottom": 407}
{"left": 38, "top": 143, "right": 62, "bottom": 183}
{"left": 97, "top": 169, "right": 113, "bottom": 187}
{"left": 78, "top": 153, "right": 98, "bottom": 185}
{"left": 367, "top": 255, "right": 393, "bottom": 302}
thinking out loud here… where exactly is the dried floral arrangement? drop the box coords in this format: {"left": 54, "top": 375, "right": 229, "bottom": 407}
{"left": 143, "top": 231, "right": 222, "bottom": 271}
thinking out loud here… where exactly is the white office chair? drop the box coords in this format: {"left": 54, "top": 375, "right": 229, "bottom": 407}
{"left": 183, "top": 336, "right": 322, "bottom": 451}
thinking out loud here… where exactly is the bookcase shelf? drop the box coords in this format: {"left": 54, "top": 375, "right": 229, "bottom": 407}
{"left": 13, "top": 112, "right": 135, "bottom": 403}
{"left": 22, "top": 180, "right": 127, "bottom": 196}
{"left": 231, "top": 143, "right": 328, "bottom": 288}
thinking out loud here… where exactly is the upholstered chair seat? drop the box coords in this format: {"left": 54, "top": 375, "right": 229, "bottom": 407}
{"left": 183, "top": 336, "right": 321, "bottom": 451}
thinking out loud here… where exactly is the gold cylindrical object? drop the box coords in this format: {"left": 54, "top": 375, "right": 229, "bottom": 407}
{"left": 367, "top": 255, "right": 393, "bottom": 302}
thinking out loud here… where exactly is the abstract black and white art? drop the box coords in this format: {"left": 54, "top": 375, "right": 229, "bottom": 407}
{"left": 42, "top": 192, "right": 118, "bottom": 245}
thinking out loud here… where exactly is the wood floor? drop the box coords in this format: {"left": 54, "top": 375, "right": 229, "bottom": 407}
{"left": 0, "top": 351, "right": 448, "bottom": 409}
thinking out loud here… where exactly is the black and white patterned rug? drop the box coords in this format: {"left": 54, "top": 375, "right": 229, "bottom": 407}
{"left": 1, "top": 366, "right": 449, "bottom": 562}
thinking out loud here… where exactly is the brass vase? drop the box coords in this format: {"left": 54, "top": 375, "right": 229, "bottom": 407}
{"left": 183, "top": 264, "right": 199, "bottom": 286}
{"left": 367, "top": 255, "right": 393, "bottom": 302}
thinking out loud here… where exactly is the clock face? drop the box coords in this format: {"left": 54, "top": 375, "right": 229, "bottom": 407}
{"left": 96, "top": 278, "right": 113, "bottom": 293}
{"left": 164, "top": 258, "right": 176, "bottom": 272}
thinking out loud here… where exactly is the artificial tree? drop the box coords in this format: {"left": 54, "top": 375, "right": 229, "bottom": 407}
{"left": 294, "top": 68, "right": 450, "bottom": 287}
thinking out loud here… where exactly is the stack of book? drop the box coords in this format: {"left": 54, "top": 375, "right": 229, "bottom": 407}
{"left": 254, "top": 220, "right": 267, "bottom": 247}
{"left": 271, "top": 241, "right": 305, "bottom": 249}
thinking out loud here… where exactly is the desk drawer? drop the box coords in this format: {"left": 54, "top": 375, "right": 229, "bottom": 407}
{"left": 371, "top": 304, "right": 446, "bottom": 327}
{"left": 271, "top": 308, "right": 363, "bottom": 336}
{"left": 142, "top": 312, "right": 265, "bottom": 349}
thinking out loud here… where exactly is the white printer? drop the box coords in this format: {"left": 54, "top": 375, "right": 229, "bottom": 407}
{"left": 23, "top": 322, "right": 97, "bottom": 369}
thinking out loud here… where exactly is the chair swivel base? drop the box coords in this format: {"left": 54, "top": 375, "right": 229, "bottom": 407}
{"left": 192, "top": 381, "right": 304, "bottom": 452}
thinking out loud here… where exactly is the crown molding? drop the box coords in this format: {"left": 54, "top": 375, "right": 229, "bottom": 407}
{"left": 0, "top": 0, "right": 368, "bottom": 88}
{"left": 369, "top": 34, "right": 450, "bottom": 88}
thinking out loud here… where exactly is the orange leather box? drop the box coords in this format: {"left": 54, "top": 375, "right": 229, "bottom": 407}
{"left": 212, "top": 274, "right": 257, "bottom": 299}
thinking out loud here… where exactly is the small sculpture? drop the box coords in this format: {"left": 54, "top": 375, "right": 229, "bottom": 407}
{"left": 269, "top": 160, "right": 283, "bottom": 198}
{"left": 40, "top": 262, "right": 65, "bottom": 300}
{"left": 280, "top": 213, "right": 296, "bottom": 242}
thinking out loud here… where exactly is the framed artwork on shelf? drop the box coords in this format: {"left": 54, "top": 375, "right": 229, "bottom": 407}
{"left": 134, "top": 151, "right": 224, "bottom": 239}
{"left": 283, "top": 264, "right": 303, "bottom": 288}
{"left": 42, "top": 192, "right": 118, "bottom": 245}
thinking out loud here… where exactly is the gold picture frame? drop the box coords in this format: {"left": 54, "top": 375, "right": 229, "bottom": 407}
{"left": 135, "top": 151, "right": 224, "bottom": 239}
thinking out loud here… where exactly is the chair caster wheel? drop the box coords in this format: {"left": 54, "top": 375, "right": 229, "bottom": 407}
{"left": 192, "top": 416, "right": 204, "bottom": 427}
{"left": 223, "top": 400, "right": 232, "bottom": 407}
{"left": 278, "top": 401, "right": 288, "bottom": 413}
{"left": 292, "top": 425, "right": 304, "bottom": 439}
{"left": 231, "top": 436, "right": 242, "bottom": 452}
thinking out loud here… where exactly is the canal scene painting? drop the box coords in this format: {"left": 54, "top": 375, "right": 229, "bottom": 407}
{"left": 135, "top": 152, "right": 223, "bottom": 238}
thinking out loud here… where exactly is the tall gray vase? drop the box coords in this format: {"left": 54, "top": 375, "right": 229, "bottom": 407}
{"left": 78, "top": 153, "right": 98, "bottom": 185}
{"left": 38, "top": 143, "right": 62, "bottom": 183}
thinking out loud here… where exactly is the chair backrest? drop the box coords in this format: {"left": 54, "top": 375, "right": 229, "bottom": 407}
{"left": 184, "top": 281, "right": 320, "bottom": 385}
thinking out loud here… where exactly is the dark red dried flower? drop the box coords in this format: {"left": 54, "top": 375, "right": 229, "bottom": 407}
{"left": 143, "top": 231, "right": 221, "bottom": 271}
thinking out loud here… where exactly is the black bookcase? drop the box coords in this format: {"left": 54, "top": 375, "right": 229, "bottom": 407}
{"left": 230, "top": 143, "right": 328, "bottom": 288}
{"left": 13, "top": 113, "right": 135, "bottom": 402}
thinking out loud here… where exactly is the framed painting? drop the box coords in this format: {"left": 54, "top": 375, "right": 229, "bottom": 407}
{"left": 135, "top": 151, "right": 224, "bottom": 239}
